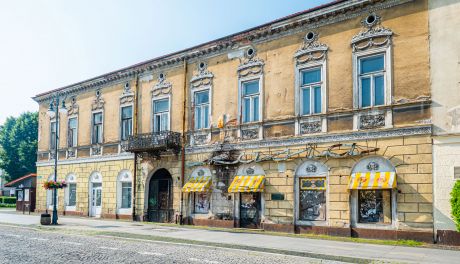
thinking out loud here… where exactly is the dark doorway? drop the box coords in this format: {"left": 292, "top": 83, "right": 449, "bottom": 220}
{"left": 240, "top": 192, "right": 261, "bottom": 229}
{"left": 147, "top": 169, "right": 173, "bottom": 223}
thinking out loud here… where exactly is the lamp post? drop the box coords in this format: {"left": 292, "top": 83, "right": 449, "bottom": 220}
{"left": 47, "top": 95, "right": 67, "bottom": 225}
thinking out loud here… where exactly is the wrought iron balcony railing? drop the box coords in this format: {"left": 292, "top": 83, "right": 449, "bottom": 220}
{"left": 123, "top": 131, "right": 181, "bottom": 154}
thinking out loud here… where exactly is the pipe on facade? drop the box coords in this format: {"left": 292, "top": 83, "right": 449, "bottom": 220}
{"left": 132, "top": 74, "right": 139, "bottom": 221}
{"left": 180, "top": 59, "right": 187, "bottom": 225}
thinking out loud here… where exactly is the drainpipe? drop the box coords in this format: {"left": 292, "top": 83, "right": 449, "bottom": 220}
{"left": 132, "top": 74, "right": 139, "bottom": 221}
{"left": 180, "top": 59, "right": 187, "bottom": 225}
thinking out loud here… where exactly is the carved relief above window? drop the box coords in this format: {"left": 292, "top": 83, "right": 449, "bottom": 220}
{"left": 241, "top": 127, "right": 259, "bottom": 141}
{"left": 120, "top": 82, "right": 134, "bottom": 104}
{"left": 359, "top": 112, "right": 386, "bottom": 130}
{"left": 92, "top": 89, "right": 105, "bottom": 111}
{"left": 300, "top": 120, "right": 322, "bottom": 135}
{"left": 237, "top": 47, "right": 264, "bottom": 78}
{"left": 351, "top": 13, "right": 393, "bottom": 52}
{"left": 190, "top": 62, "right": 214, "bottom": 88}
{"left": 67, "top": 96, "right": 79, "bottom": 116}
{"left": 151, "top": 73, "right": 172, "bottom": 98}
{"left": 294, "top": 31, "right": 328, "bottom": 65}
{"left": 191, "top": 132, "right": 210, "bottom": 146}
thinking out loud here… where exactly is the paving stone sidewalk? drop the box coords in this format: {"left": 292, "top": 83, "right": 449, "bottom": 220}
{"left": 1, "top": 209, "right": 459, "bottom": 263}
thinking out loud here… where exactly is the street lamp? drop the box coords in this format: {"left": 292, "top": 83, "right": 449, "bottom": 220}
{"left": 47, "top": 95, "right": 67, "bottom": 225}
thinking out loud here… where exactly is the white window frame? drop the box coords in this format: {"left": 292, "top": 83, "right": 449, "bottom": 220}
{"left": 358, "top": 54, "right": 386, "bottom": 108}
{"left": 299, "top": 66, "right": 324, "bottom": 116}
{"left": 117, "top": 170, "right": 133, "bottom": 215}
{"left": 65, "top": 173, "right": 77, "bottom": 212}
{"left": 120, "top": 104, "right": 133, "bottom": 141}
{"left": 67, "top": 116, "right": 78, "bottom": 148}
{"left": 240, "top": 78, "right": 262, "bottom": 124}
{"left": 352, "top": 47, "right": 392, "bottom": 109}
{"left": 152, "top": 95, "right": 171, "bottom": 133}
{"left": 192, "top": 88, "right": 211, "bottom": 130}
{"left": 49, "top": 119, "right": 59, "bottom": 150}
{"left": 91, "top": 111, "right": 104, "bottom": 145}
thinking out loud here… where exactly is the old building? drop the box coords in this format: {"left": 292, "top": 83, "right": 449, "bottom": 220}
{"left": 33, "top": 0, "right": 435, "bottom": 241}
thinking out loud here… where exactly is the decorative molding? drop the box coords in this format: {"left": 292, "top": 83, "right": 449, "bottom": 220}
{"left": 237, "top": 56, "right": 264, "bottom": 78}
{"left": 36, "top": 152, "right": 134, "bottom": 167}
{"left": 190, "top": 62, "right": 214, "bottom": 88}
{"left": 192, "top": 133, "right": 210, "bottom": 146}
{"left": 151, "top": 73, "right": 172, "bottom": 97}
{"left": 67, "top": 96, "right": 79, "bottom": 116}
{"left": 91, "top": 90, "right": 105, "bottom": 111}
{"left": 67, "top": 148, "right": 76, "bottom": 158}
{"left": 366, "top": 161, "right": 380, "bottom": 171}
{"left": 186, "top": 125, "right": 431, "bottom": 154}
{"left": 360, "top": 113, "right": 386, "bottom": 130}
{"left": 91, "top": 144, "right": 102, "bottom": 156}
{"left": 351, "top": 12, "right": 393, "bottom": 52}
{"left": 120, "top": 82, "right": 134, "bottom": 104}
{"left": 305, "top": 164, "right": 318, "bottom": 173}
{"left": 241, "top": 128, "right": 260, "bottom": 140}
{"left": 294, "top": 32, "right": 328, "bottom": 65}
{"left": 300, "top": 120, "right": 322, "bottom": 134}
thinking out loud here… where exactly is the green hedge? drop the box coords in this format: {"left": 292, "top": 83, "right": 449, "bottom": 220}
{"left": 451, "top": 181, "right": 460, "bottom": 231}
{"left": 0, "top": 203, "right": 15, "bottom": 208}
{"left": 0, "top": 196, "right": 16, "bottom": 204}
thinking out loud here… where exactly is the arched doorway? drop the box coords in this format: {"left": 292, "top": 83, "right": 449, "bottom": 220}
{"left": 89, "top": 172, "right": 102, "bottom": 218}
{"left": 147, "top": 169, "right": 173, "bottom": 223}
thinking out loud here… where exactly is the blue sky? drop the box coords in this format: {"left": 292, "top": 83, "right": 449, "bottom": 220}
{"left": 0, "top": 0, "right": 331, "bottom": 123}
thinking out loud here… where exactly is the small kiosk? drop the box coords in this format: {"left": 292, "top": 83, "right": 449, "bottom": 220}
{"left": 4, "top": 173, "right": 37, "bottom": 213}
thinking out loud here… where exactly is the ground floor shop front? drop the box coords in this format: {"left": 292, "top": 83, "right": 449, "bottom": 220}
{"left": 35, "top": 134, "right": 435, "bottom": 242}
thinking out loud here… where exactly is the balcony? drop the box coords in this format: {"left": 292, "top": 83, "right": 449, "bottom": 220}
{"left": 123, "top": 131, "right": 181, "bottom": 155}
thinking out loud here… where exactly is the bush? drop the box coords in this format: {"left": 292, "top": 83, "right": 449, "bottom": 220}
{"left": 0, "top": 196, "right": 16, "bottom": 204}
{"left": 451, "top": 181, "right": 460, "bottom": 231}
{"left": 0, "top": 203, "right": 15, "bottom": 208}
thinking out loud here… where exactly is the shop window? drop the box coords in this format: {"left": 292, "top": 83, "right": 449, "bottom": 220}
{"left": 358, "top": 189, "right": 391, "bottom": 224}
{"left": 194, "top": 193, "right": 209, "bottom": 214}
{"left": 68, "top": 183, "right": 77, "bottom": 207}
{"left": 121, "top": 182, "right": 132, "bottom": 209}
{"left": 117, "top": 170, "right": 132, "bottom": 214}
{"left": 299, "top": 178, "right": 326, "bottom": 221}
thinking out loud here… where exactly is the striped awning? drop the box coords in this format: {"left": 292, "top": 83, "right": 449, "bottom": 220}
{"left": 348, "top": 172, "right": 396, "bottom": 190}
{"left": 228, "top": 175, "right": 265, "bottom": 193}
{"left": 182, "top": 176, "right": 212, "bottom": 193}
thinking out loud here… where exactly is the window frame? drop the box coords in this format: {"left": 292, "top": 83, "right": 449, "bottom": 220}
{"left": 358, "top": 54, "right": 386, "bottom": 108}
{"left": 65, "top": 174, "right": 77, "bottom": 211}
{"left": 120, "top": 105, "right": 133, "bottom": 141}
{"left": 117, "top": 170, "right": 133, "bottom": 214}
{"left": 91, "top": 111, "right": 104, "bottom": 145}
{"left": 152, "top": 96, "right": 171, "bottom": 133}
{"left": 299, "top": 66, "right": 324, "bottom": 116}
{"left": 192, "top": 88, "right": 211, "bottom": 131}
{"left": 67, "top": 117, "right": 78, "bottom": 148}
{"left": 49, "top": 120, "right": 58, "bottom": 150}
{"left": 240, "top": 79, "right": 261, "bottom": 124}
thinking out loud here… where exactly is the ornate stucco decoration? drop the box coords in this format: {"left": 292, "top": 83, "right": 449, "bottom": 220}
{"left": 191, "top": 62, "right": 214, "bottom": 88}
{"left": 91, "top": 89, "right": 105, "bottom": 111}
{"left": 360, "top": 113, "right": 386, "bottom": 130}
{"left": 241, "top": 127, "right": 259, "bottom": 141}
{"left": 67, "top": 96, "right": 79, "bottom": 116}
{"left": 294, "top": 31, "right": 328, "bottom": 65}
{"left": 151, "top": 73, "right": 172, "bottom": 97}
{"left": 300, "top": 120, "right": 322, "bottom": 135}
{"left": 351, "top": 13, "right": 393, "bottom": 52}
{"left": 237, "top": 48, "right": 264, "bottom": 78}
{"left": 120, "top": 82, "right": 134, "bottom": 104}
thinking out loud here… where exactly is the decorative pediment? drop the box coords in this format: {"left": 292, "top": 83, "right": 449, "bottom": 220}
{"left": 67, "top": 96, "right": 79, "bottom": 116}
{"left": 151, "top": 73, "right": 172, "bottom": 97}
{"left": 351, "top": 13, "right": 393, "bottom": 52}
{"left": 120, "top": 82, "right": 134, "bottom": 104}
{"left": 91, "top": 89, "right": 105, "bottom": 111}
{"left": 191, "top": 62, "right": 213, "bottom": 88}
{"left": 237, "top": 47, "right": 264, "bottom": 78}
{"left": 294, "top": 32, "right": 328, "bottom": 65}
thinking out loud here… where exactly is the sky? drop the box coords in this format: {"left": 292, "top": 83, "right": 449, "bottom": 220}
{"left": 0, "top": 0, "right": 331, "bottom": 124}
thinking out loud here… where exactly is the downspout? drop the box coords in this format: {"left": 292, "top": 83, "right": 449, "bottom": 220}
{"left": 132, "top": 74, "right": 139, "bottom": 221}
{"left": 180, "top": 59, "right": 187, "bottom": 225}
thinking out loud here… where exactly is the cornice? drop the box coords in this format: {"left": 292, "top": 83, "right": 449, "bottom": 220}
{"left": 33, "top": 0, "right": 414, "bottom": 104}
{"left": 36, "top": 153, "right": 134, "bottom": 167}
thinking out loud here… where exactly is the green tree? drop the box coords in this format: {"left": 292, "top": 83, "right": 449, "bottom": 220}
{"left": 452, "top": 181, "right": 460, "bottom": 231}
{"left": 0, "top": 112, "right": 38, "bottom": 181}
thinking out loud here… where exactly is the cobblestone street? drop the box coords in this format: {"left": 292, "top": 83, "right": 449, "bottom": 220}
{"left": 0, "top": 225, "right": 344, "bottom": 264}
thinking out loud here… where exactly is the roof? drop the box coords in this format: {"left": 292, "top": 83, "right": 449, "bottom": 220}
{"left": 4, "top": 173, "right": 37, "bottom": 187}
{"left": 33, "top": 0, "right": 348, "bottom": 100}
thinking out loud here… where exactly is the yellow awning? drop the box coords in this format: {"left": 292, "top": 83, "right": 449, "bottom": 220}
{"left": 182, "top": 176, "right": 212, "bottom": 193}
{"left": 348, "top": 172, "right": 396, "bottom": 190}
{"left": 228, "top": 175, "right": 265, "bottom": 193}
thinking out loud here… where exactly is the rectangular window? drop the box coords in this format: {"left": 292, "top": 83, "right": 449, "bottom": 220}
{"left": 24, "top": 189, "right": 30, "bottom": 202}
{"left": 153, "top": 99, "right": 169, "bottom": 132}
{"left": 17, "top": 190, "right": 23, "bottom": 201}
{"left": 121, "top": 182, "right": 132, "bottom": 209}
{"left": 50, "top": 121, "right": 57, "bottom": 150}
{"left": 68, "top": 183, "right": 77, "bottom": 207}
{"left": 121, "top": 106, "right": 133, "bottom": 140}
{"left": 194, "top": 193, "right": 209, "bottom": 214}
{"left": 300, "top": 68, "right": 322, "bottom": 115}
{"left": 358, "top": 190, "right": 392, "bottom": 224}
{"left": 92, "top": 112, "right": 103, "bottom": 144}
{"left": 359, "top": 55, "right": 385, "bottom": 108}
{"left": 194, "top": 90, "right": 210, "bottom": 130}
{"left": 242, "top": 80, "right": 260, "bottom": 123}
{"left": 68, "top": 118, "right": 78, "bottom": 147}
{"left": 299, "top": 177, "right": 326, "bottom": 221}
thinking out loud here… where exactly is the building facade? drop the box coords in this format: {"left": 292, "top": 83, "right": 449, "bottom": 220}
{"left": 34, "top": 0, "right": 435, "bottom": 241}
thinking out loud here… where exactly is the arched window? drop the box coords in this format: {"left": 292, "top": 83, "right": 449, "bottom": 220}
{"left": 295, "top": 160, "right": 328, "bottom": 222}
{"left": 46, "top": 174, "right": 58, "bottom": 210}
{"left": 65, "top": 173, "right": 77, "bottom": 211}
{"left": 187, "top": 167, "right": 212, "bottom": 214}
{"left": 350, "top": 156, "right": 396, "bottom": 226}
{"left": 117, "top": 170, "right": 132, "bottom": 214}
